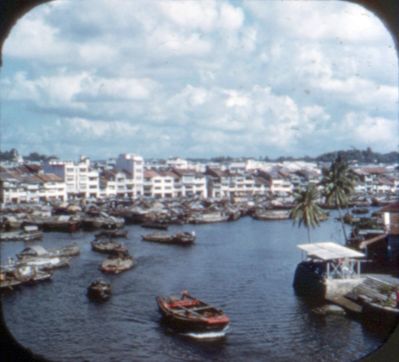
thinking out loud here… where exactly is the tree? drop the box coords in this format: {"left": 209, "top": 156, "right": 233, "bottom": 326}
{"left": 321, "top": 155, "right": 357, "bottom": 241}
{"left": 290, "top": 183, "right": 325, "bottom": 243}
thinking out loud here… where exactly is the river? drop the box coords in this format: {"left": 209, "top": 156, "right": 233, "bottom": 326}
{"left": 0, "top": 212, "right": 394, "bottom": 361}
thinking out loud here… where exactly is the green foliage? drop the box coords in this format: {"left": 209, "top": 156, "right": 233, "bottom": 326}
{"left": 0, "top": 149, "right": 57, "bottom": 162}
{"left": 290, "top": 183, "right": 325, "bottom": 242}
{"left": 316, "top": 148, "right": 399, "bottom": 164}
{"left": 261, "top": 148, "right": 398, "bottom": 164}
{"left": 321, "top": 155, "right": 357, "bottom": 209}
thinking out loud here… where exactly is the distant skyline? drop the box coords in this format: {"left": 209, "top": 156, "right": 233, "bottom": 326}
{"left": 1, "top": 0, "right": 397, "bottom": 160}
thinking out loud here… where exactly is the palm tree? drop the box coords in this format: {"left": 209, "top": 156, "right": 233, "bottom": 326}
{"left": 290, "top": 183, "right": 325, "bottom": 243}
{"left": 321, "top": 155, "right": 357, "bottom": 241}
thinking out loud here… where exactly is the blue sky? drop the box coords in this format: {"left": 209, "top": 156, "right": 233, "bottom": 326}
{"left": 1, "top": 0, "right": 397, "bottom": 160}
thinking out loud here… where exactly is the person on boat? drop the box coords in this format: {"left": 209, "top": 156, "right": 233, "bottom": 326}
{"left": 181, "top": 290, "right": 190, "bottom": 299}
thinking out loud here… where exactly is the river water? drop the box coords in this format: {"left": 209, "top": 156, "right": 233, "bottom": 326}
{"left": 0, "top": 212, "right": 395, "bottom": 361}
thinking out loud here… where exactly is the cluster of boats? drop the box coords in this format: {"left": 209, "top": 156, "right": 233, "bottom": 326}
{"left": 91, "top": 233, "right": 135, "bottom": 275}
{"left": 0, "top": 244, "right": 80, "bottom": 291}
{"left": 0, "top": 196, "right": 302, "bottom": 237}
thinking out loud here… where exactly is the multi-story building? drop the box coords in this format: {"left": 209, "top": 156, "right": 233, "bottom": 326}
{"left": 43, "top": 156, "right": 99, "bottom": 199}
{"left": 172, "top": 169, "right": 207, "bottom": 198}
{"left": 166, "top": 158, "right": 189, "bottom": 170}
{"left": 0, "top": 168, "right": 66, "bottom": 203}
{"left": 205, "top": 168, "right": 270, "bottom": 200}
{"left": 143, "top": 170, "right": 177, "bottom": 198}
{"left": 115, "top": 154, "right": 144, "bottom": 198}
{"left": 99, "top": 170, "right": 132, "bottom": 199}
{"left": 257, "top": 170, "right": 293, "bottom": 196}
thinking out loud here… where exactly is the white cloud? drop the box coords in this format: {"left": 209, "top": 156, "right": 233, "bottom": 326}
{"left": 147, "top": 28, "right": 212, "bottom": 56}
{"left": 158, "top": 0, "right": 218, "bottom": 31}
{"left": 3, "top": 71, "right": 158, "bottom": 113}
{"left": 61, "top": 118, "right": 140, "bottom": 139}
{"left": 340, "top": 113, "right": 398, "bottom": 149}
{"left": 219, "top": 2, "right": 244, "bottom": 30}
{"left": 1, "top": 0, "right": 397, "bottom": 159}
{"left": 3, "top": 14, "right": 67, "bottom": 61}
{"left": 245, "top": 1, "right": 389, "bottom": 43}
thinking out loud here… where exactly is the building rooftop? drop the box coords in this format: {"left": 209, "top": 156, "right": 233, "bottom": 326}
{"left": 297, "top": 242, "right": 365, "bottom": 260}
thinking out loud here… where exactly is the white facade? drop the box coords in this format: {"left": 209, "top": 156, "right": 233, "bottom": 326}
{"left": 0, "top": 174, "right": 66, "bottom": 204}
{"left": 99, "top": 171, "right": 131, "bottom": 198}
{"left": 166, "top": 158, "right": 189, "bottom": 170}
{"left": 174, "top": 170, "right": 207, "bottom": 198}
{"left": 115, "top": 154, "right": 144, "bottom": 198}
{"left": 270, "top": 178, "right": 293, "bottom": 195}
{"left": 143, "top": 171, "right": 176, "bottom": 198}
{"left": 44, "top": 156, "right": 99, "bottom": 199}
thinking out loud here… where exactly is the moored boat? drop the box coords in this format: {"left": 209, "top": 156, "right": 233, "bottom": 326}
{"left": 91, "top": 239, "right": 128, "bottom": 254}
{"left": 142, "top": 231, "right": 195, "bottom": 246}
{"left": 141, "top": 222, "right": 169, "bottom": 230}
{"left": 100, "top": 252, "right": 134, "bottom": 274}
{"left": 0, "top": 264, "right": 52, "bottom": 290}
{"left": 352, "top": 207, "right": 369, "bottom": 215}
{"left": 95, "top": 229, "right": 128, "bottom": 239}
{"left": 87, "top": 279, "right": 112, "bottom": 301}
{"left": 42, "top": 216, "right": 80, "bottom": 232}
{"left": 17, "top": 256, "right": 71, "bottom": 270}
{"left": 253, "top": 209, "right": 290, "bottom": 220}
{"left": 0, "top": 225, "right": 43, "bottom": 242}
{"left": 156, "top": 291, "right": 230, "bottom": 334}
{"left": 16, "top": 244, "right": 80, "bottom": 259}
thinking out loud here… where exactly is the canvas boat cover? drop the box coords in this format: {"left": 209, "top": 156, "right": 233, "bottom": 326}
{"left": 297, "top": 242, "right": 365, "bottom": 261}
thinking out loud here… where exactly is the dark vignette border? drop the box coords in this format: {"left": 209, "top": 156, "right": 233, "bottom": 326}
{"left": 0, "top": 0, "right": 397, "bottom": 361}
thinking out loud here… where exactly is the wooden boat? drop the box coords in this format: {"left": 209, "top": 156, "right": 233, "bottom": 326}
{"left": 17, "top": 256, "right": 71, "bottom": 270}
{"left": 141, "top": 222, "right": 169, "bottom": 230}
{"left": 91, "top": 239, "right": 128, "bottom": 254}
{"left": 189, "top": 211, "right": 229, "bottom": 224}
{"left": 0, "top": 265, "right": 52, "bottom": 290}
{"left": 100, "top": 253, "right": 134, "bottom": 274}
{"left": 156, "top": 291, "right": 230, "bottom": 333}
{"left": 142, "top": 231, "right": 195, "bottom": 246}
{"left": 81, "top": 215, "right": 125, "bottom": 231}
{"left": 42, "top": 216, "right": 80, "bottom": 232}
{"left": 352, "top": 207, "right": 369, "bottom": 215}
{"left": 95, "top": 229, "right": 128, "bottom": 239}
{"left": 87, "top": 279, "right": 112, "bottom": 301}
{"left": 16, "top": 244, "right": 80, "bottom": 259}
{"left": 0, "top": 225, "right": 43, "bottom": 241}
{"left": 253, "top": 209, "right": 290, "bottom": 220}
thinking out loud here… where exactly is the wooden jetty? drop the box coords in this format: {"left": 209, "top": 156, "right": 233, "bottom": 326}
{"left": 294, "top": 242, "right": 399, "bottom": 328}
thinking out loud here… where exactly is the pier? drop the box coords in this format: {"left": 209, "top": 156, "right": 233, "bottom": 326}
{"left": 295, "top": 242, "right": 399, "bottom": 326}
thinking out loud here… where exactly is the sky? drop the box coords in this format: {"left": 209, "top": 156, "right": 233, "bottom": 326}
{"left": 0, "top": 0, "right": 397, "bottom": 160}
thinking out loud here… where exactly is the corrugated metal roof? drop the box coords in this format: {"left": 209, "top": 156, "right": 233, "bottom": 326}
{"left": 297, "top": 242, "right": 365, "bottom": 260}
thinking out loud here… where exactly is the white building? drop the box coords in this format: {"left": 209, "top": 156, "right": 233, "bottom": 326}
{"left": 143, "top": 170, "right": 177, "bottom": 198}
{"left": 115, "top": 154, "right": 144, "bottom": 198}
{"left": 0, "top": 170, "right": 66, "bottom": 204}
{"left": 205, "top": 168, "right": 270, "bottom": 200}
{"left": 172, "top": 169, "right": 207, "bottom": 198}
{"left": 166, "top": 158, "right": 189, "bottom": 170}
{"left": 99, "top": 170, "right": 132, "bottom": 198}
{"left": 43, "top": 156, "right": 100, "bottom": 199}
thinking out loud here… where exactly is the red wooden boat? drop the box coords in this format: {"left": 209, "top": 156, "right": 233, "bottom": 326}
{"left": 156, "top": 291, "right": 230, "bottom": 334}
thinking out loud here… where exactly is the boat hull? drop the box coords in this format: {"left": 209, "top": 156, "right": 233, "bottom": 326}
{"left": 156, "top": 296, "right": 229, "bottom": 333}
{"left": 293, "top": 261, "right": 326, "bottom": 298}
